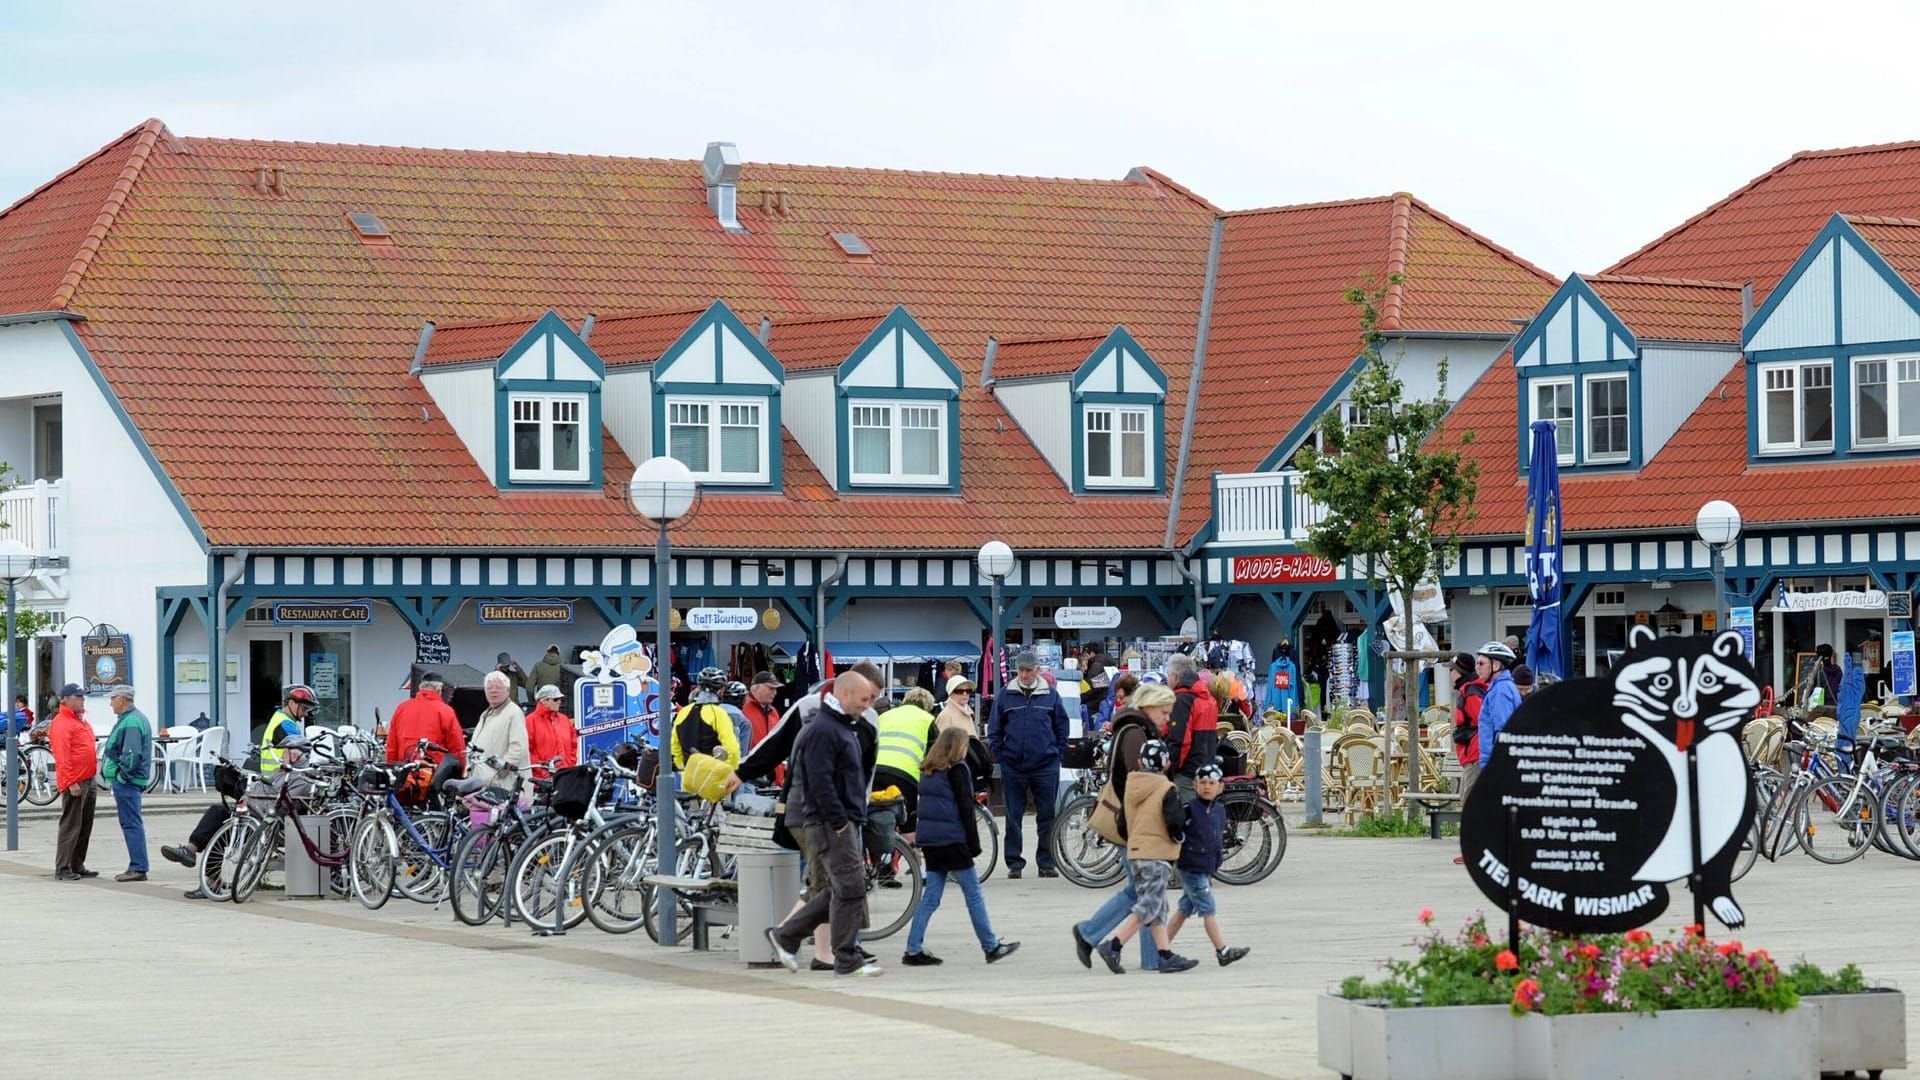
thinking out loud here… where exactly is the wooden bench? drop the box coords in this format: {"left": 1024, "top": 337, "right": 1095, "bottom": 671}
{"left": 1401, "top": 791, "right": 1465, "bottom": 839}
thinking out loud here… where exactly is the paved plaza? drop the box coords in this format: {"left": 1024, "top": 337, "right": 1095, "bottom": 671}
{"left": 0, "top": 800, "right": 1913, "bottom": 1079}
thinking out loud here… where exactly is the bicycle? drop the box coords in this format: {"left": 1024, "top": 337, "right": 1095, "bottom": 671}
{"left": 449, "top": 758, "right": 562, "bottom": 927}
{"left": 9, "top": 733, "right": 57, "bottom": 807}
{"left": 231, "top": 756, "right": 363, "bottom": 904}
{"left": 1051, "top": 733, "right": 1127, "bottom": 889}
{"left": 348, "top": 743, "right": 463, "bottom": 910}
{"left": 520, "top": 748, "right": 646, "bottom": 935}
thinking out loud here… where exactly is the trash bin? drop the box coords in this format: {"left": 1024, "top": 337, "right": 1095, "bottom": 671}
{"left": 735, "top": 850, "right": 801, "bottom": 965}
{"left": 284, "top": 815, "right": 329, "bottom": 898}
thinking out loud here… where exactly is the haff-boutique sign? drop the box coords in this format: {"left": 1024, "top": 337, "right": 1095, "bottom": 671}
{"left": 1231, "top": 554, "right": 1336, "bottom": 585}
{"left": 1460, "top": 626, "right": 1761, "bottom": 933}
{"left": 686, "top": 607, "right": 757, "bottom": 632}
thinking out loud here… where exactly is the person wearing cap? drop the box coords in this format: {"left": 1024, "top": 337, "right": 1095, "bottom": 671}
{"left": 1449, "top": 653, "right": 1489, "bottom": 790}
{"left": 937, "top": 674, "right": 977, "bottom": 738}
{"left": 530, "top": 644, "right": 565, "bottom": 696}
{"left": 495, "top": 651, "right": 532, "bottom": 707}
{"left": 1512, "top": 665, "right": 1536, "bottom": 699}
{"left": 101, "top": 685, "right": 154, "bottom": 882}
{"left": 987, "top": 650, "right": 1071, "bottom": 880}
{"left": 742, "top": 672, "right": 783, "bottom": 748}
{"left": 1475, "top": 641, "right": 1522, "bottom": 771}
{"left": 386, "top": 672, "right": 467, "bottom": 782}
{"left": 259, "top": 685, "right": 320, "bottom": 774}
{"left": 50, "top": 684, "right": 99, "bottom": 880}
{"left": 525, "top": 684, "right": 578, "bottom": 780}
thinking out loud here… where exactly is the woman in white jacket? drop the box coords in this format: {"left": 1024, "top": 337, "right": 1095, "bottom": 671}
{"left": 469, "top": 671, "right": 531, "bottom": 789}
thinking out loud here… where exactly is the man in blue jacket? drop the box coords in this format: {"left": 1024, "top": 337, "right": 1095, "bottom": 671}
{"left": 1475, "top": 641, "right": 1522, "bottom": 770}
{"left": 989, "top": 651, "right": 1070, "bottom": 879}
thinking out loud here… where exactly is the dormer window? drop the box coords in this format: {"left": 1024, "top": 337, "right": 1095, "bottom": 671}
{"left": 668, "top": 397, "right": 768, "bottom": 483}
{"left": 1758, "top": 360, "right": 1834, "bottom": 453}
{"left": 1852, "top": 355, "right": 1920, "bottom": 447}
{"left": 647, "top": 300, "right": 785, "bottom": 490}
{"left": 1084, "top": 405, "right": 1150, "bottom": 486}
{"left": 1584, "top": 375, "right": 1631, "bottom": 463}
{"left": 1529, "top": 379, "right": 1575, "bottom": 465}
{"left": 850, "top": 402, "right": 947, "bottom": 484}
{"left": 509, "top": 393, "right": 588, "bottom": 482}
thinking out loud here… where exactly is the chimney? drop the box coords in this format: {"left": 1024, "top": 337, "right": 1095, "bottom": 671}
{"left": 580, "top": 313, "right": 597, "bottom": 343}
{"left": 409, "top": 321, "right": 436, "bottom": 376}
{"left": 703, "top": 142, "right": 745, "bottom": 233}
{"left": 757, "top": 316, "right": 771, "bottom": 344}
{"left": 981, "top": 337, "right": 999, "bottom": 387}
{"left": 1740, "top": 282, "right": 1754, "bottom": 327}
{"left": 271, "top": 167, "right": 287, "bottom": 196}
{"left": 253, "top": 167, "right": 271, "bottom": 194}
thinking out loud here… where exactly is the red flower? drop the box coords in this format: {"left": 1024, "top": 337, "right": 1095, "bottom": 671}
{"left": 1683, "top": 923, "right": 1705, "bottom": 938}
{"left": 1513, "top": 978, "right": 1543, "bottom": 1011}
{"left": 1716, "top": 941, "right": 1741, "bottom": 956}
{"left": 1577, "top": 943, "right": 1602, "bottom": 960}
{"left": 1624, "top": 929, "right": 1652, "bottom": 945}
{"left": 1418, "top": 908, "right": 1434, "bottom": 925}
{"left": 1495, "top": 950, "right": 1519, "bottom": 971}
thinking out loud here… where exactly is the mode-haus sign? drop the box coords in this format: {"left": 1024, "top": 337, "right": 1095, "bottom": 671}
{"left": 1231, "top": 554, "right": 1335, "bottom": 585}
{"left": 478, "top": 602, "right": 574, "bottom": 624}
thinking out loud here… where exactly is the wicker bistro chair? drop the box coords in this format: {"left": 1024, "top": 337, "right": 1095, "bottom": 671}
{"left": 1256, "top": 727, "right": 1306, "bottom": 802}
{"left": 1334, "top": 736, "right": 1385, "bottom": 824}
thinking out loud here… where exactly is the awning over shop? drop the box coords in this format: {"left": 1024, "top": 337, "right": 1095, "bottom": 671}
{"left": 773, "top": 640, "right": 977, "bottom": 662}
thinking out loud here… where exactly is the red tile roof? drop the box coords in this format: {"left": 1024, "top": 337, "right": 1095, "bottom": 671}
{"left": 419, "top": 316, "right": 547, "bottom": 367}
{"left": 1607, "top": 141, "right": 1920, "bottom": 303}
{"left": 763, "top": 310, "right": 891, "bottom": 372}
{"left": 1844, "top": 215, "right": 1920, "bottom": 293}
{"left": 5, "top": 121, "right": 1222, "bottom": 550}
{"left": 1174, "top": 195, "right": 1558, "bottom": 541}
{"left": 589, "top": 307, "right": 710, "bottom": 367}
{"left": 990, "top": 333, "right": 1106, "bottom": 380}
{"left": 1584, "top": 275, "right": 1744, "bottom": 343}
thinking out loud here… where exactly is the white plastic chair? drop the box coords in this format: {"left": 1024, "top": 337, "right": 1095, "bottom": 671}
{"left": 156, "top": 726, "right": 200, "bottom": 792}
{"left": 185, "top": 726, "right": 229, "bottom": 791}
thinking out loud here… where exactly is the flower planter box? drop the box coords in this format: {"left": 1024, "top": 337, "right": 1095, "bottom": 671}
{"left": 1317, "top": 992, "right": 1900, "bottom": 1080}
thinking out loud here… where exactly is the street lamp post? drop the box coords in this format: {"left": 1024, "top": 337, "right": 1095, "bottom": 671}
{"left": 1695, "top": 500, "right": 1743, "bottom": 633}
{"left": 630, "top": 457, "right": 697, "bottom": 947}
{"left": 0, "top": 539, "right": 36, "bottom": 853}
{"left": 976, "top": 541, "right": 1014, "bottom": 698}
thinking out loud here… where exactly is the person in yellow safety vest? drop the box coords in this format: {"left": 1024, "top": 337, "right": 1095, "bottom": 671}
{"left": 259, "top": 685, "right": 320, "bottom": 773}
{"left": 671, "top": 667, "right": 742, "bottom": 771}
{"left": 867, "top": 687, "right": 941, "bottom": 887}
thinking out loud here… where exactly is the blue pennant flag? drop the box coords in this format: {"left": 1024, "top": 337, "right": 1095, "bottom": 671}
{"left": 1525, "top": 420, "right": 1565, "bottom": 680}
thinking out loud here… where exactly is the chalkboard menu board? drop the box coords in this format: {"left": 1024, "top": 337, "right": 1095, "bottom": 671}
{"left": 1460, "top": 627, "right": 1761, "bottom": 933}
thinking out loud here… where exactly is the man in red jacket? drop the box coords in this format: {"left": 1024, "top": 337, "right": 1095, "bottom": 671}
{"left": 386, "top": 673, "right": 467, "bottom": 791}
{"left": 525, "top": 684, "right": 578, "bottom": 779}
{"left": 1448, "top": 653, "right": 1488, "bottom": 865}
{"left": 50, "top": 683, "right": 99, "bottom": 881}
{"left": 1165, "top": 655, "right": 1219, "bottom": 800}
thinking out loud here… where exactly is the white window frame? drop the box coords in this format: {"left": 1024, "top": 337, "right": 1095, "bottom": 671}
{"left": 1851, "top": 353, "right": 1920, "bottom": 449}
{"left": 1583, "top": 374, "right": 1631, "bottom": 464}
{"left": 664, "top": 395, "right": 770, "bottom": 484}
{"left": 1758, "top": 360, "right": 1834, "bottom": 453}
{"left": 847, "top": 400, "right": 949, "bottom": 486}
{"left": 506, "top": 392, "right": 589, "bottom": 483}
{"left": 1528, "top": 377, "right": 1575, "bottom": 465}
{"left": 1083, "top": 404, "right": 1153, "bottom": 488}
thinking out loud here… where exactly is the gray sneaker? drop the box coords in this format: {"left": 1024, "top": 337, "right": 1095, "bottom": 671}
{"left": 765, "top": 929, "right": 800, "bottom": 973}
{"left": 1158, "top": 952, "right": 1199, "bottom": 973}
{"left": 836, "top": 962, "right": 884, "bottom": 978}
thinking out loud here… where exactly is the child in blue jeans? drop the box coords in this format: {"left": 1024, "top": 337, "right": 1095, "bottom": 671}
{"left": 902, "top": 727, "right": 1021, "bottom": 966}
{"left": 1166, "top": 761, "right": 1250, "bottom": 966}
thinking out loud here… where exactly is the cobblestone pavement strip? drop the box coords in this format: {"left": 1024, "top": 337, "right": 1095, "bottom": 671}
{"left": 0, "top": 808, "right": 1913, "bottom": 1078}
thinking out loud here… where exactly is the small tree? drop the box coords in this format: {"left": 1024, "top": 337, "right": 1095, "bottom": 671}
{"left": 1295, "top": 277, "right": 1480, "bottom": 816}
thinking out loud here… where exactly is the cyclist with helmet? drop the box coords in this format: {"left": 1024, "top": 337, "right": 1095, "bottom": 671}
{"left": 720, "top": 680, "right": 756, "bottom": 753}
{"left": 1474, "top": 641, "right": 1522, "bottom": 771}
{"left": 259, "top": 685, "right": 320, "bottom": 773}
{"left": 670, "top": 666, "right": 743, "bottom": 771}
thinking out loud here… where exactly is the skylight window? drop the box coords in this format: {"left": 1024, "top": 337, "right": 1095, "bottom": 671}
{"left": 831, "top": 232, "right": 872, "bottom": 257}
{"left": 347, "top": 211, "right": 392, "bottom": 240}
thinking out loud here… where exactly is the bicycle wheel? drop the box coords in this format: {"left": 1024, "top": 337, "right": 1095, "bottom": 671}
{"left": 1892, "top": 773, "right": 1920, "bottom": 859}
{"left": 393, "top": 810, "right": 454, "bottom": 903}
{"left": 231, "top": 817, "right": 282, "bottom": 904}
{"left": 1797, "top": 774, "right": 1875, "bottom": 864}
{"left": 512, "top": 832, "right": 592, "bottom": 931}
{"left": 1872, "top": 772, "right": 1920, "bottom": 861}
{"left": 1049, "top": 794, "right": 1125, "bottom": 889}
{"left": 321, "top": 807, "right": 359, "bottom": 896}
{"left": 199, "top": 815, "right": 258, "bottom": 902}
{"left": 858, "top": 834, "right": 923, "bottom": 943}
{"left": 22, "top": 746, "right": 57, "bottom": 806}
{"left": 587, "top": 824, "right": 657, "bottom": 935}
{"left": 972, "top": 803, "right": 1000, "bottom": 882}
{"left": 1215, "top": 791, "right": 1287, "bottom": 885}
{"left": 451, "top": 824, "right": 513, "bottom": 926}
{"left": 349, "top": 813, "right": 398, "bottom": 910}
{"left": 639, "top": 829, "right": 697, "bottom": 944}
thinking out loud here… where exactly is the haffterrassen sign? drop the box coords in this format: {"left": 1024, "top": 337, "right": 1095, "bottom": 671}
{"left": 1231, "top": 554, "right": 1336, "bottom": 585}
{"left": 478, "top": 602, "right": 574, "bottom": 624}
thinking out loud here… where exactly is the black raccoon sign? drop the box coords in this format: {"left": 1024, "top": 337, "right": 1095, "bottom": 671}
{"left": 1459, "top": 627, "right": 1761, "bottom": 933}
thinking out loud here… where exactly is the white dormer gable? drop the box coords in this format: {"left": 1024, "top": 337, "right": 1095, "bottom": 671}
{"left": 1513, "top": 276, "right": 1637, "bottom": 368}
{"left": 837, "top": 306, "right": 963, "bottom": 393}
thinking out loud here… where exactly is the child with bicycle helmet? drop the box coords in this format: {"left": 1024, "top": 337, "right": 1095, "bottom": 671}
{"left": 899, "top": 727, "right": 1020, "bottom": 967}
{"left": 1166, "top": 761, "right": 1249, "bottom": 967}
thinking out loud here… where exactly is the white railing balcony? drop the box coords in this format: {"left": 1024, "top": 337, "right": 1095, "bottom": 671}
{"left": 1213, "top": 470, "right": 1328, "bottom": 544}
{"left": 0, "top": 478, "right": 66, "bottom": 557}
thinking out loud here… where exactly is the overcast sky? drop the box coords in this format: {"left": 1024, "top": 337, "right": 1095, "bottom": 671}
{"left": 5, "top": 1, "right": 1918, "bottom": 276}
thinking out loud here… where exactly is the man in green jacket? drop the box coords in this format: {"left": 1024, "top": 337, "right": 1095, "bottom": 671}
{"left": 102, "top": 685, "right": 153, "bottom": 882}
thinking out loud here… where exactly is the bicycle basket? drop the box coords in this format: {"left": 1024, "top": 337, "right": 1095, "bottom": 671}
{"left": 395, "top": 764, "right": 433, "bottom": 807}
{"left": 355, "top": 765, "right": 394, "bottom": 794}
{"left": 1059, "top": 739, "right": 1097, "bottom": 770}
{"left": 550, "top": 765, "right": 596, "bottom": 821}
{"left": 213, "top": 762, "right": 247, "bottom": 801}
{"left": 633, "top": 746, "right": 660, "bottom": 792}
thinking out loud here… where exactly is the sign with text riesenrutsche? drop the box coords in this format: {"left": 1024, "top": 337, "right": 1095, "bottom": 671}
{"left": 1459, "top": 627, "right": 1761, "bottom": 933}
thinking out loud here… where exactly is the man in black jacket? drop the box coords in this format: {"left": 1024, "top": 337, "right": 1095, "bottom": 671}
{"left": 766, "top": 669, "right": 883, "bottom": 978}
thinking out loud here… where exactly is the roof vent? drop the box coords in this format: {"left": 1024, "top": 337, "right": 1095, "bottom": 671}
{"left": 831, "top": 232, "right": 871, "bottom": 257}
{"left": 347, "top": 211, "right": 391, "bottom": 240}
{"left": 703, "top": 142, "right": 745, "bottom": 233}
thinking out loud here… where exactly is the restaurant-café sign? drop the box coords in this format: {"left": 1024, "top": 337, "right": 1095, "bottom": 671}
{"left": 1460, "top": 627, "right": 1760, "bottom": 933}
{"left": 272, "top": 602, "right": 372, "bottom": 625}
{"left": 1231, "top": 554, "right": 1336, "bottom": 585}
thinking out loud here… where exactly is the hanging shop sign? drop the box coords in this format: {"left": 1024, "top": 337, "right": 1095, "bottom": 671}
{"left": 1231, "top": 554, "right": 1336, "bottom": 585}
{"left": 82, "top": 629, "right": 134, "bottom": 696}
{"left": 1773, "top": 588, "right": 1886, "bottom": 612}
{"left": 413, "top": 632, "right": 451, "bottom": 665}
{"left": 686, "top": 607, "right": 758, "bottom": 632}
{"left": 1727, "top": 606, "right": 1755, "bottom": 663}
{"left": 272, "top": 602, "right": 372, "bottom": 625}
{"left": 1889, "top": 592, "right": 1913, "bottom": 619}
{"left": 1893, "top": 631, "right": 1917, "bottom": 699}
{"left": 1054, "top": 606, "right": 1122, "bottom": 630}
{"left": 477, "top": 602, "right": 573, "bottom": 624}
{"left": 1459, "top": 626, "right": 1760, "bottom": 934}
